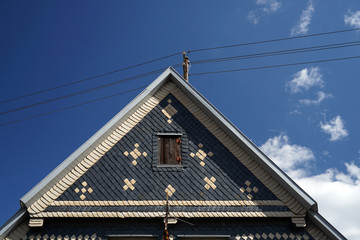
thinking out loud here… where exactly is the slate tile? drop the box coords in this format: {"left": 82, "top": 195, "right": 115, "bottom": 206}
{"left": 53, "top": 93, "right": 282, "bottom": 215}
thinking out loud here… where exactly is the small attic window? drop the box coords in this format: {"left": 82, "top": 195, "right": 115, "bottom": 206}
{"left": 152, "top": 132, "right": 188, "bottom": 171}
{"left": 158, "top": 134, "right": 182, "bottom": 165}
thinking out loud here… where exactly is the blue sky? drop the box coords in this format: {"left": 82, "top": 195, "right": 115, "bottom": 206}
{"left": 1, "top": 1, "right": 360, "bottom": 239}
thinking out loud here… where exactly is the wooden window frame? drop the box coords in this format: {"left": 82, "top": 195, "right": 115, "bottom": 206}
{"left": 158, "top": 133, "right": 182, "bottom": 165}
{"left": 152, "top": 132, "right": 188, "bottom": 171}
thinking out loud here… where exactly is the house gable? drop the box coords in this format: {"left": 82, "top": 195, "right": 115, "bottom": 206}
{"left": 26, "top": 78, "right": 306, "bottom": 220}
{"left": 0, "top": 67, "right": 346, "bottom": 240}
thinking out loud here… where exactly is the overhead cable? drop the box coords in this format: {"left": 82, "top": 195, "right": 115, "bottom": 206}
{"left": 191, "top": 40, "right": 360, "bottom": 65}
{"left": 0, "top": 87, "right": 145, "bottom": 127}
{"left": 0, "top": 68, "right": 167, "bottom": 116}
{"left": 2, "top": 27, "right": 359, "bottom": 104}
{"left": 190, "top": 55, "right": 360, "bottom": 76}
{"left": 3, "top": 55, "right": 360, "bottom": 126}
{"left": 2, "top": 27, "right": 359, "bottom": 105}
{"left": 0, "top": 52, "right": 181, "bottom": 104}
{"left": 187, "top": 27, "right": 360, "bottom": 53}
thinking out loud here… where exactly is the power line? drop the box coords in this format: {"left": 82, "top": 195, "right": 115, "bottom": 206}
{"left": 191, "top": 40, "right": 360, "bottom": 65}
{"left": 2, "top": 48, "right": 360, "bottom": 116}
{"left": 2, "top": 28, "right": 359, "bottom": 105}
{"left": 0, "top": 87, "right": 145, "bottom": 127}
{"left": 187, "top": 27, "right": 360, "bottom": 53}
{"left": 0, "top": 68, "right": 167, "bottom": 116}
{"left": 190, "top": 55, "right": 360, "bottom": 76}
{"left": 3, "top": 55, "right": 360, "bottom": 126}
{"left": 0, "top": 52, "right": 182, "bottom": 104}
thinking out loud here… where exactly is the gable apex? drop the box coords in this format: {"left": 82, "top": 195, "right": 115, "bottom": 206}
{"left": 21, "top": 66, "right": 317, "bottom": 212}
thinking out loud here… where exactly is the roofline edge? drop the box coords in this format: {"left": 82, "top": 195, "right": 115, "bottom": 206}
{"left": 0, "top": 209, "right": 27, "bottom": 239}
{"left": 20, "top": 66, "right": 317, "bottom": 213}
{"left": 20, "top": 67, "right": 175, "bottom": 207}
{"left": 167, "top": 68, "right": 317, "bottom": 211}
{"left": 308, "top": 210, "right": 347, "bottom": 240}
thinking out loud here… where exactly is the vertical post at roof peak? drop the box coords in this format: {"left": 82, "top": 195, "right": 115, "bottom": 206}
{"left": 182, "top": 52, "right": 190, "bottom": 82}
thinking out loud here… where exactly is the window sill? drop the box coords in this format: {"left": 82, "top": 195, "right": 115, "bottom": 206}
{"left": 156, "top": 164, "right": 183, "bottom": 168}
{"left": 154, "top": 164, "right": 185, "bottom": 172}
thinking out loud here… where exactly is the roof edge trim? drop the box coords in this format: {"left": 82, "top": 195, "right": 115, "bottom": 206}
{"left": 20, "top": 67, "right": 175, "bottom": 207}
{"left": 20, "top": 66, "right": 316, "bottom": 213}
{"left": 0, "top": 209, "right": 27, "bottom": 239}
{"left": 308, "top": 210, "right": 346, "bottom": 240}
{"left": 167, "top": 68, "right": 317, "bottom": 211}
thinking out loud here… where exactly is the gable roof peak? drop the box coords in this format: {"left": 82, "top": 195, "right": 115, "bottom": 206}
{"left": 1, "top": 67, "right": 347, "bottom": 240}
{"left": 21, "top": 66, "right": 317, "bottom": 211}
{"left": 19, "top": 67, "right": 184, "bottom": 207}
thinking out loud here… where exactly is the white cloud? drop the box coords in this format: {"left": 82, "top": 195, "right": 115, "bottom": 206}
{"left": 320, "top": 115, "right": 348, "bottom": 141}
{"left": 291, "top": 0, "right": 315, "bottom": 36}
{"left": 289, "top": 109, "right": 302, "bottom": 115}
{"left": 287, "top": 67, "right": 324, "bottom": 93}
{"left": 247, "top": 0, "right": 281, "bottom": 24}
{"left": 260, "top": 134, "right": 314, "bottom": 178}
{"left": 346, "top": 162, "right": 360, "bottom": 184}
{"left": 247, "top": 10, "right": 260, "bottom": 25}
{"left": 344, "top": 10, "right": 360, "bottom": 28}
{"left": 261, "top": 134, "right": 360, "bottom": 239}
{"left": 294, "top": 163, "right": 360, "bottom": 240}
{"left": 256, "top": 0, "right": 281, "bottom": 13}
{"left": 322, "top": 150, "right": 330, "bottom": 156}
{"left": 299, "top": 91, "right": 333, "bottom": 105}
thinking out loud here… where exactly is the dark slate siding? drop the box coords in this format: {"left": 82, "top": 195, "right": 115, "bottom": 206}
{"left": 57, "top": 94, "right": 279, "bottom": 204}
{"left": 26, "top": 218, "right": 314, "bottom": 240}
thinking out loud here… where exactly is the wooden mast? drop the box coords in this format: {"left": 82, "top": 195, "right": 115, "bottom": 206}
{"left": 182, "top": 52, "right": 190, "bottom": 82}
{"left": 163, "top": 192, "right": 170, "bottom": 240}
